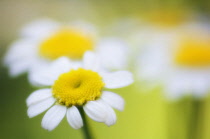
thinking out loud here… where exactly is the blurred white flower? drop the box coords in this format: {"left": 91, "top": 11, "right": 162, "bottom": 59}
{"left": 26, "top": 52, "right": 133, "bottom": 131}
{"left": 4, "top": 19, "right": 129, "bottom": 77}
{"left": 136, "top": 23, "right": 210, "bottom": 100}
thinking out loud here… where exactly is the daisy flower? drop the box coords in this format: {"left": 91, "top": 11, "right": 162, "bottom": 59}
{"left": 4, "top": 19, "right": 129, "bottom": 77}
{"left": 136, "top": 23, "right": 210, "bottom": 99}
{"left": 26, "top": 52, "right": 133, "bottom": 131}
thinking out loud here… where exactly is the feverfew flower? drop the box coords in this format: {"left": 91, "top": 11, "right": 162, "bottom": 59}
{"left": 26, "top": 52, "right": 133, "bottom": 131}
{"left": 136, "top": 23, "right": 210, "bottom": 99}
{"left": 4, "top": 19, "right": 129, "bottom": 77}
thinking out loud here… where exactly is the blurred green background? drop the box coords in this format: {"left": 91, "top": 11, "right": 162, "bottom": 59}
{"left": 0, "top": 0, "right": 210, "bottom": 139}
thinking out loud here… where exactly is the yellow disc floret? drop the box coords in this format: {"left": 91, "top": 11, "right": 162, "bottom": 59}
{"left": 142, "top": 9, "right": 188, "bottom": 28}
{"left": 39, "top": 28, "right": 94, "bottom": 60}
{"left": 52, "top": 68, "right": 104, "bottom": 106}
{"left": 175, "top": 36, "right": 210, "bottom": 67}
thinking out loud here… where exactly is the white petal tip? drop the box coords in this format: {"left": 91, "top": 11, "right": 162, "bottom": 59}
{"left": 42, "top": 126, "right": 54, "bottom": 131}
{"left": 101, "top": 91, "right": 125, "bottom": 111}
{"left": 84, "top": 101, "right": 107, "bottom": 122}
{"left": 118, "top": 107, "right": 124, "bottom": 112}
{"left": 27, "top": 112, "right": 35, "bottom": 118}
{"left": 26, "top": 89, "right": 52, "bottom": 107}
{"left": 104, "top": 106, "right": 117, "bottom": 126}
{"left": 41, "top": 105, "right": 66, "bottom": 132}
{"left": 67, "top": 106, "right": 83, "bottom": 129}
{"left": 105, "top": 120, "right": 116, "bottom": 126}
{"left": 72, "top": 125, "right": 83, "bottom": 130}
{"left": 102, "top": 71, "right": 134, "bottom": 89}
{"left": 27, "top": 108, "right": 40, "bottom": 118}
{"left": 27, "top": 109, "right": 35, "bottom": 118}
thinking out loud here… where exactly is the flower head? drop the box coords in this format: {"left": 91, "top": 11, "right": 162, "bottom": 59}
{"left": 26, "top": 52, "right": 133, "bottom": 131}
{"left": 4, "top": 19, "right": 129, "bottom": 77}
{"left": 136, "top": 23, "right": 210, "bottom": 99}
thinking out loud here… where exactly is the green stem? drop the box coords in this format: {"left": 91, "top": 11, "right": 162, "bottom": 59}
{"left": 78, "top": 107, "right": 94, "bottom": 139}
{"left": 189, "top": 98, "right": 203, "bottom": 139}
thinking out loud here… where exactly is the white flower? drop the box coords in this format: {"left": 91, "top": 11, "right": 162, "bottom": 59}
{"left": 26, "top": 51, "right": 133, "bottom": 131}
{"left": 136, "top": 23, "right": 210, "bottom": 100}
{"left": 4, "top": 19, "right": 129, "bottom": 77}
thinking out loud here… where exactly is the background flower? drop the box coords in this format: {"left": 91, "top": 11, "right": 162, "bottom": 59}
{"left": 4, "top": 19, "right": 129, "bottom": 77}
{"left": 136, "top": 22, "right": 210, "bottom": 99}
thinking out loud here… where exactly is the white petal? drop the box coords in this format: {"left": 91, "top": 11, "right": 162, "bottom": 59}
{"left": 83, "top": 51, "right": 100, "bottom": 71}
{"left": 28, "top": 70, "right": 54, "bottom": 87}
{"left": 28, "top": 57, "right": 72, "bottom": 86}
{"left": 101, "top": 71, "right": 134, "bottom": 89}
{"left": 136, "top": 43, "right": 170, "bottom": 81}
{"left": 4, "top": 39, "right": 37, "bottom": 65}
{"left": 26, "top": 89, "right": 52, "bottom": 106}
{"left": 27, "top": 97, "right": 55, "bottom": 118}
{"left": 48, "top": 57, "right": 73, "bottom": 73}
{"left": 4, "top": 39, "right": 38, "bottom": 76}
{"left": 8, "top": 60, "right": 33, "bottom": 77}
{"left": 101, "top": 91, "right": 124, "bottom": 111}
{"left": 41, "top": 105, "right": 66, "bottom": 131}
{"left": 104, "top": 104, "right": 117, "bottom": 126}
{"left": 21, "top": 19, "right": 59, "bottom": 39}
{"left": 67, "top": 106, "right": 83, "bottom": 129}
{"left": 190, "top": 73, "right": 210, "bottom": 98}
{"left": 164, "top": 73, "right": 192, "bottom": 100}
{"left": 83, "top": 100, "right": 107, "bottom": 122}
{"left": 96, "top": 38, "right": 129, "bottom": 69}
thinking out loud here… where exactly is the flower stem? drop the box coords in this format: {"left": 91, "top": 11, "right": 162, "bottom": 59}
{"left": 189, "top": 99, "right": 203, "bottom": 139}
{"left": 78, "top": 107, "right": 94, "bottom": 139}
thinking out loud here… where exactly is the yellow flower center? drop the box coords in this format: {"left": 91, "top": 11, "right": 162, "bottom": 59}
{"left": 143, "top": 9, "right": 188, "bottom": 27}
{"left": 52, "top": 68, "right": 104, "bottom": 106}
{"left": 175, "top": 37, "right": 210, "bottom": 67}
{"left": 39, "top": 28, "right": 94, "bottom": 60}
